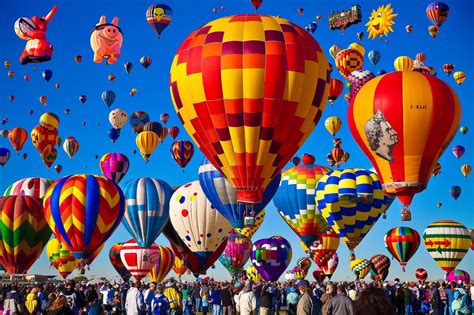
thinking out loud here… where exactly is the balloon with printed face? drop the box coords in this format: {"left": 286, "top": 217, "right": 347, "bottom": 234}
{"left": 170, "top": 15, "right": 330, "bottom": 206}
{"left": 251, "top": 236, "right": 292, "bottom": 281}
{"left": 146, "top": 4, "right": 173, "bottom": 38}
{"left": 120, "top": 240, "right": 161, "bottom": 281}
{"left": 121, "top": 178, "right": 173, "bottom": 248}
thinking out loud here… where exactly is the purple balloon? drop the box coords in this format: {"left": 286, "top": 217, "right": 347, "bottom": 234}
{"left": 452, "top": 145, "right": 465, "bottom": 159}
{"left": 347, "top": 70, "right": 376, "bottom": 96}
{"left": 251, "top": 236, "right": 292, "bottom": 281}
{"left": 445, "top": 269, "right": 470, "bottom": 283}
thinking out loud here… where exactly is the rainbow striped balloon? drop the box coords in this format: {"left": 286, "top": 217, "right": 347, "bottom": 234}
{"left": 423, "top": 220, "right": 470, "bottom": 273}
{"left": 148, "top": 246, "right": 175, "bottom": 283}
{"left": 43, "top": 174, "right": 125, "bottom": 260}
{"left": 384, "top": 227, "right": 420, "bottom": 271}
{"left": 316, "top": 169, "right": 386, "bottom": 256}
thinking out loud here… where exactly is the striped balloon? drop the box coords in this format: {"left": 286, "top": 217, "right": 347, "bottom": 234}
{"left": 120, "top": 240, "right": 160, "bottom": 281}
{"left": 199, "top": 157, "right": 278, "bottom": 228}
{"left": 0, "top": 196, "right": 52, "bottom": 274}
{"left": 121, "top": 178, "right": 173, "bottom": 248}
{"left": 423, "top": 220, "right": 470, "bottom": 273}
{"left": 46, "top": 237, "right": 77, "bottom": 279}
{"left": 43, "top": 175, "right": 125, "bottom": 260}
{"left": 292, "top": 266, "right": 307, "bottom": 280}
{"left": 316, "top": 169, "right": 385, "bottom": 257}
{"left": 46, "top": 237, "right": 61, "bottom": 268}
{"left": 63, "top": 136, "right": 79, "bottom": 159}
{"left": 348, "top": 71, "right": 461, "bottom": 216}
{"left": 426, "top": 2, "right": 449, "bottom": 27}
{"left": 218, "top": 233, "right": 252, "bottom": 277}
{"left": 251, "top": 236, "right": 292, "bottom": 281}
{"left": 273, "top": 160, "right": 331, "bottom": 247}
{"left": 170, "top": 140, "right": 194, "bottom": 168}
{"left": 445, "top": 269, "right": 470, "bottom": 283}
{"left": 370, "top": 254, "right": 391, "bottom": 280}
{"left": 384, "top": 227, "right": 420, "bottom": 271}
{"left": 148, "top": 246, "right": 175, "bottom": 283}
{"left": 172, "top": 255, "right": 188, "bottom": 279}
{"left": 136, "top": 131, "right": 159, "bottom": 161}
{"left": 100, "top": 153, "right": 130, "bottom": 184}
{"left": 109, "top": 243, "right": 132, "bottom": 282}
{"left": 350, "top": 258, "right": 372, "bottom": 279}
{"left": 4, "top": 177, "right": 53, "bottom": 199}
{"left": 170, "top": 15, "right": 330, "bottom": 205}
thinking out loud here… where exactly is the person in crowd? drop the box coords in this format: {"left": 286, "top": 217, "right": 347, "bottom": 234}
{"left": 286, "top": 286, "right": 299, "bottom": 315}
{"left": 209, "top": 282, "right": 221, "bottom": 315}
{"left": 125, "top": 281, "right": 145, "bottom": 315}
{"left": 259, "top": 283, "right": 272, "bottom": 315}
{"left": 236, "top": 281, "right": 257, "bottom": 315}
{"left": 221, "top": 282, "right": 234, "bottom": 315}
{"left": 61, "top": 281, "right": 84, "bottom": 315}
{"left": 451, "top": 286, "right": 470, "bottom": 315}
{"left": 320, "top": 283, "right": 336, "bottom": 315}
{"left": 151, "top": 286, "right": 170, "bottom": 315}
{"left": 429, "top": 282, "right": 442, "bottom": 315}
{"left": 4, "top": 285, "right": 23, "bottom": 314}
{"left": 163, "top": 279, "right": 181, "bottom": 314}
{"left": 144, "top": 283, "right": 157, "bottom": 315}
{"left": 193, "top": 283, "right": 202, "bottom": 313}
{"left": 326, "top": 285, "right": 353, "bottom": 315}
{"left": 25, "top": 287, "right": 40, "bottom": 315}
{"left": 353, "top": 287, "right": 396, "bottom": 315}
{"left": 296, "top": 282, "right": 315, "bottom": 315}
{"left": 110, "top": 291, "right": 123, "bottom": 315}
{"left": 181, "top": 283, "right": 193, "bottom": 314}
{"left": 46, "top": 295, "right": 74, "bottom": 315}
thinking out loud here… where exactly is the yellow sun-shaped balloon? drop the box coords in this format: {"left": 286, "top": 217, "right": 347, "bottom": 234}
{"left": 365, "top": 4, "right": 398, "bottom": 39}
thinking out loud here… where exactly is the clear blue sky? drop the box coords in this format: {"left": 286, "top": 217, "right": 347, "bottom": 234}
{"left": 0, "top": 0, "right": 472, "bottom": 282}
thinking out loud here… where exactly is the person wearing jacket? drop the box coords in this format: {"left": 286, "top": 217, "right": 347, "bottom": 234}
{"left": 297, "top": 282, "right": 321, "bottom": 315}
{"left": 320, "top": 284, "right": 336, "bottom": 315}
{"left": 236, "top": 284, "right": 257, "bottom": 315}
{"left": 193, "top": 283, "right": 202, "bottom": 312}
{"left": 163, "top": 279, "right": 182, "bottom": 314}
{"left": 25, "top": 288, "right": 40, "bottom": 315}
{"left": 286, "top": 287, "right": 299, "bottom": 315}
{"left": 125, "top": 282, "right": 145, "bottom": 315}
{"left": 221, "top": 282, "right": 234, "bottom": 315}
{"left": 3, "top": 285, "right": 22, "bottom": 315}
{"left": 61, "top": 281, "right": 84, "bottom": 315}
{"left": 144, "top": 283, "right": 157, "bottom": 315}
{"left": 209, "top": 283, "right": 222, "bottom": 315}
{"left": 451, "top": 288, "right": 470, "bottom": 315}
{"left": 326, "top": 285, "right": 353, "bottom": 315}
{"left": 46, "top": 295, "right": 74, "bottom": 315}
{"left": 151, "top": 287, "right": 170, "bottom": 315}
{"left": 259, "top": 284, "right": 272, "bottom": 315}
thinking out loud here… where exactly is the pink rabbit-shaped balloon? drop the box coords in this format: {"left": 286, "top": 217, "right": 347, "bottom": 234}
{"left": 90, "top": 16, "right": 123, "bottom": 64}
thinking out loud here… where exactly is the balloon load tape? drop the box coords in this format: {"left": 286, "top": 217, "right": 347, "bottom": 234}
{"left": 244, "top": 215, "right": 255, "bottom": 227}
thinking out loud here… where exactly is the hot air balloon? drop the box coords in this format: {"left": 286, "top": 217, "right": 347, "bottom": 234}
{"left": 124, "top": 62, "right": 133, "bottom": 74}
{"left": 148, "top": 246, "right": 175, "bottom": 283}
{"left": 405, "top": 25, "right": 413, "bottom": 33}
{"left": 46, "top": 237, "right": 77, "bottom": 279}
{"left": 172, "top": 256, "right": 188, "bottom": 280}
{"left": 296, "top": 257, "right": 312, "bottom": 273}
{"left": 42, "top": 69, "right": 53, "bottom": 82}
{"left": 370, "top": 255, "right": 390, "bottom": 280}
{"left": 393, "top": 56, "right": 414, "bottom": 71}
{"left": 453, "top": 71, "right": 466, "bottom": 85}
{"left": 234, "top": 209, "right": 265, "bottom": 239}
{"left": 108, "top": 109, "right": 128, "bottom": 130}
{"left": 423, "top": 220, "right": 470, "bottom": 273}
{"left": 432, "top": 163, "right": 441, "bottom": 177}
{"left": 415, "top": 268, "right": 428, "bottom": 283}
{"left": 121, "top": 178, "right": 173, "bottom": 247}
{"left": 159, "top": 113, "right": 169, "bottom": 125}
{"left": 8, "top": 95, "right": 14, "bottom": 102}
{"left": 108, "top": 74, "right": 116, "bottom": 82}
{"left": 0, "top": 196, "right": 52, "bottom": 274}
{"left": 63, "top": 136, "right": 79, "bottom": 159}
{"left": 170, "top": 140, "right": 194, "bottom": 169}
{"left": 321, "top": 252, "right": 338, "bottom": 279}
{"left": 328, "top": 79, "right": 344, "bottom": 105}
{"left": 452, "top": 145, "right": 465, "bottom": 159}
{"left": 443, "top": 64, "right": 454, "bottom": 76}
{"left": 350, "top": 258, "right": 372, "bottom": 279}
{"left": 293, "top": 266, "right": 307, "bottom": 280}
{"left": 39, "top": 112, "right": 59, "bottom": 129}
{"left": 316, "top": 169, "right": 385, "bottom": 259}
{"left": 292, "top": 157, "right": 301, "bottom": 166}
{"left": 0, "top": 147, "right": 10, "bottom": 167}
{"left": 246, "top": 265, "right": 262, "bottom": 282}
{"left": 368, "top": 50, "right": 381, "bottom": 66}
{"left": 130, "top": 112, "right": 150, "bottom": 133}
{"left": 450, "top": 186, "right": 461, "bottom": 200}
{"left": 108, "top": 128, "right": 120, "bottom": 143}
{"left": 460, "top": 164, "right": 471, "bottom": 178}
{"left": 170, "top": 15, "right": 330, "bottom": 206}
{"left": 273, "top": 158, "right": 330, "bottom": 247}
{"left": 146, "top": 4, "right": 173, "bottom": 38}
{"left": 140, "top": 56, "right": 152, "bottom": 69}
{"left": 136, "top": 131, "right": 159, "bottom": 162}
{"left": 46, "top": 237, "right": 61, "bottom": 268}
{"left": 305, "top": 228, "right": 340, "bottom": 269}
{"left": 218, "top": 233, "right": 252, "bottom": 277}
{"left": 428, "top": 25, "right": 440, "bottom": 38}
{"left": 102, "top": 90, "right": 116, "bottom": 108}
{"left": 348, "top": 71, "right": 461, "bottom": 221}
{"left": 335, "top": 48, "right": 364, "bottom": 78}
{"left": 168, "top": 126, "right": 179, "bottom": 140}
{"left": 8, "top": 127, "right": 28, "bottom": 151}
{"left": 384, "top": 227, "right": 420, "bottom": 271}
{"left": 78, "top": 95, "right": 87, "bottom": 104}
{"left": 347, "top": 70, "right": 375, "bottom": 95}
{"left": 199, "top": 158, "right": 278, "bottom": 228}
{"left": 43, "top": 175, "right": 125, "bottom": 263}
{"left": 365, "top": 4, "right": 398, "bottom": 40}
{"left": 285, "top": 270, "right": 296, "bottom": 282}
{"left": 169, "top": 181, "right": 232, "bottom": 274}
{"left": 445, "top": 269, "right": 470, "bottom": 283}
{"left": 251, "top": 236, "right": 292, "bottom": 281}
{"left": 39, "top": 95, "right": 47, "bottom": 106}
{"left": 250, "top": 0, "right": 262, "bottom": 11}
{"left": 426, "top": 2, "right": 449, "bottom": 27}
{"left": 4, "top": 177, "right": 53, "bottom": 198}
{"left": 120, "top": 240, "right": 161, "bottom": 281}
{"left": 100, "top": 153, "right": 130, "bottom": 183}
{"left": 130, "top": 88, "right": 137, "bottom": 97}
{"left": 109, "top": 243, "right": 132, "bottom": 282}
{"left": 324, "top": 117, "right": 342, "bottom": 137}
{"left": 54, "top": 165, "right": 62, "bottom": 174}
{"left": 329, "top": 45, "right": 342, "bottom": 60}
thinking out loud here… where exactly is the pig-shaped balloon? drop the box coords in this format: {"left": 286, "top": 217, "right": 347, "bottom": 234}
{"left": 90, "top": 16, "right": 123, "bottom": 64}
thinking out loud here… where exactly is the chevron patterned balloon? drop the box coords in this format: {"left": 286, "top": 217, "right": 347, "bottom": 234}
{"left": 316, "top": 169, "right": 385, "bottom": 258}
{"left": 121, "top": 178, "right": 173, "bottom": 248}
{"left": 423, "top": 220, "right": 470, "bottom": 273}
{"left": 0, "top": 196, "right": 52, "bottom": 274}
{"left": 251, "top": 236, "right": 292, "bottom": 281}
{"left": 170, "top": 140, "right": 194, "bottom": 168}
{"left": 148, "top": 246, "right": 175, "bottom": 283}
{"left": 350, "top": 258, "right": 372, "bottom": 279}
{"left": 370, "top": 254, "right": 391, "bottom": 280}
{"left": 43, "top": 174, "right": 125, "bottom": 261}
{"left": 4, "top": 177, "right": 54, "bottom": 199}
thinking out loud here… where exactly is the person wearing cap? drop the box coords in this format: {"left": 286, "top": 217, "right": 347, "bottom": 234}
{"left": 326, "top": 285, "right": 353, "bottom": 315}
{"left": 125, "top": 281, "right": 145, "bottom": 315}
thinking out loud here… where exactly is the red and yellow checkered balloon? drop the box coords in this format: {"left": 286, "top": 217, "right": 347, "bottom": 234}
{"left": 170, "top": 14, "right": 330, "bottom": 204}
